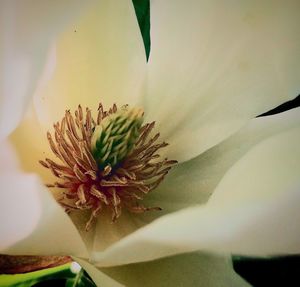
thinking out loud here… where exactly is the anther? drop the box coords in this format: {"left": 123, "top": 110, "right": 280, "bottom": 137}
{"left": 40, "top": 103, "right": 177, "bottom": 231}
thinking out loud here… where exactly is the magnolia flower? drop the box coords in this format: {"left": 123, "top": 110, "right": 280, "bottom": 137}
{"left": 1, "top": 0, "right": 300, "bottom": 286}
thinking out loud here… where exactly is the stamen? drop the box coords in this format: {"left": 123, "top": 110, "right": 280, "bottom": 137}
{"left": 40, "top": 103, "right": 177, "bottom": 230}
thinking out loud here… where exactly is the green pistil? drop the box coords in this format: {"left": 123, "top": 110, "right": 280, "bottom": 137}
{"left": 91, "top": 107, "right": 144, "bottom": 170}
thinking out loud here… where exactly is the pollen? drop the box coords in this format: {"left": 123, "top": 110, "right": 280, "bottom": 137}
{"left": 40, "top": 103, "right": 177, "bottom": 231}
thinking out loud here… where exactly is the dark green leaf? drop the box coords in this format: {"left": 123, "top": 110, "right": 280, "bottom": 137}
{"left": 132, "top": 0, "right": 151, "bottom": 60}
{"left": 258, "top": 94, "right": 300, "bottom": 117}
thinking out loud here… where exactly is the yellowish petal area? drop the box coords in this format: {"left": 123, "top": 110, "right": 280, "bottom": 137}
{"left": 9, "top": 109, "right": 57, "bottom": 190}
{"left": 0, "top": 141, "right": 87, "bottom": 257}
{"left": 98, "top": 253, "right": 250, "bottom": 287}
{"left": 0, "top": 0, "right": 93, "bottom": 139}
{"left": 145, "top": 0, "right": 300, "bottom": 162}
{"left": 33, "top": 0, "right": 146, "bottom": 129}
{"left": 86, "top": 109, "right": 300, "bottom": 266}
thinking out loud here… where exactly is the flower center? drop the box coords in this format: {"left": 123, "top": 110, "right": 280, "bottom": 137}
{"left": 91, "top": 107, "right": 144, "bottom": 170}
{"left": 40, "top": 103, "right": 177, "bottom": 230}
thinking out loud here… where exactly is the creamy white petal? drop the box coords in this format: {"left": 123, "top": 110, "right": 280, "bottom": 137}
{"left": 135, "top": 126, "right": 300, "bottom": 256}
{"left": 0, "top": 0, "right": 93, "bottom": 139}
{"left": 73, "top": 257, "right": 124, "bottom": 287}
{"left": 100, "top": 252, "right": 249, "bottom": 287}
{"left": 34, "top": 0, "right": 146, "bottom": 128}
{"left": 147, "top": 108, "right": 300, "bottom": 211}
{"left": 145, "top": 0, "right": 300, "bottom": 162}
{"left": 0, "top": 143, "right": 87, "bottom": 256}
{"left": 89, "top": 109, "right": 300, "bottom": 266}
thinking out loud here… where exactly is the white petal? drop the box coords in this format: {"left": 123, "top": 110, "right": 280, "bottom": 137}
{"left": 0, "top": 0, "right": 93, "bottom": 139}
{"left": 33, "top": 0, "right": 146, "bottom": 128}
{"left": 74, "top": 257, "right": 124, "bottom": 287}
{"left": 145, "top": 0, "right": 300, "bottom": 162}
{"left": 89, "top": 108, "right": 300, "bottom": 266}
{"left": 147, "top": 107, "right": 300, "bottom": 211}
{"left": 0, "top": 154, "right": 88, "bottom": 256}
{"left": 139, "top": 125, "right": 300, "bottom": 256}
{"left": 100, "top": 253, "right": 249, "bottom": 287}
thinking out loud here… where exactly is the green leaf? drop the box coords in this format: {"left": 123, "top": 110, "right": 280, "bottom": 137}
{"left": 132, "top": 0, "right": 151, "bottom": 60}
{"left": 0, "top": 263, "right": 97, "bottom": 287}
{"left": 0, "top": 263, "right": 73, "bottom": 287}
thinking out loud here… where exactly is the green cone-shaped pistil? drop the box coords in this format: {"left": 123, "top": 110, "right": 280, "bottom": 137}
{"left": 91, "top": 107, "right": 144, "bottom": 170}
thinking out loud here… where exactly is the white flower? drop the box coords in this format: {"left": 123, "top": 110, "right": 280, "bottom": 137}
{"left": 1, "top": 0, "right": 300, "bottom": 286}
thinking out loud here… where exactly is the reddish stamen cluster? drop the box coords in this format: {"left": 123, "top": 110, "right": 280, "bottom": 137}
{"left": 40, "top": 104, "right": 176, "bottom": 230}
